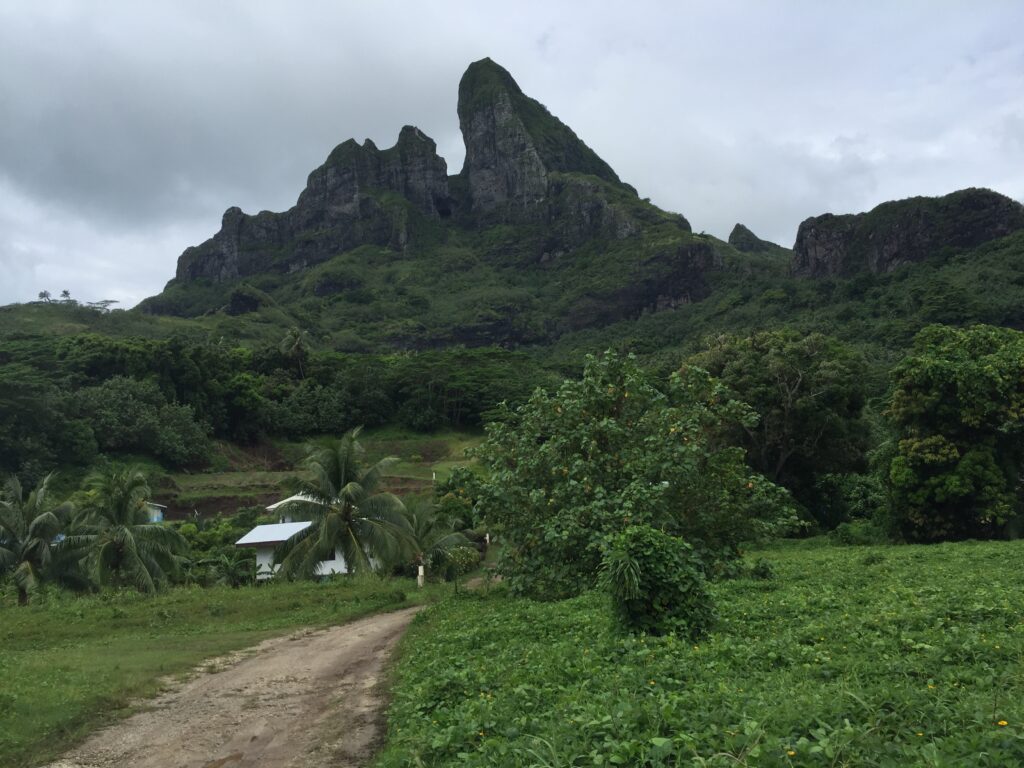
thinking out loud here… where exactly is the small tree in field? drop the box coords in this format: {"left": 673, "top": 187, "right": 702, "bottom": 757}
{"left": 445, "top": 546, "right": 479, "bottom": 594}
{"left": 600, "top": 525, "right": 713, "bottom": 638}
{"left": 476, "top": 352, "right": 796, "bottom": 599}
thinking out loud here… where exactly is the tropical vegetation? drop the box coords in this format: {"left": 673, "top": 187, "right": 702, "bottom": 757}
{"left": 378, "top": 539, "right": 1024, "bottom": 767}
{"left": 70, "top": 466, "right": 187, "bottom": 592}
{"left": 0, "top": 474, "right": 72, "bottom": 605}
{"left": 475, "top": 352, "right": 797, "bottom": 599}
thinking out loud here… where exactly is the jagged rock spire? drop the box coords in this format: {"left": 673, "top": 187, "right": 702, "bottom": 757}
{"left": 457, "top": 58, "right": 622, "bottom": 218}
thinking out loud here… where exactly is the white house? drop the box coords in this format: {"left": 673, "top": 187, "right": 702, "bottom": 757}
{"left": 235, "top": 521, "right": 350, "bottom": 581}
{"left": 265, "top": 493, "right": 316, "bottom": 523}
{"left": 145, "top": 502, "right": 166, "bottom": 523}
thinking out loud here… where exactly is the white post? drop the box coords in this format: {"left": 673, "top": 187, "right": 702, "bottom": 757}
{"left": 417, "top": 564, "right": 425, "bottom": 589}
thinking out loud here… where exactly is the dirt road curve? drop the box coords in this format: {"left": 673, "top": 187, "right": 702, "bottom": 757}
{"left": 47, "top": 606, "right": 422, "bottom": 768}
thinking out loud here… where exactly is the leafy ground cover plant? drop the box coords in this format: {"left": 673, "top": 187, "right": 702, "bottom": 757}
{"left": 377, "top": 539, "right": 1024, "bottom": 767}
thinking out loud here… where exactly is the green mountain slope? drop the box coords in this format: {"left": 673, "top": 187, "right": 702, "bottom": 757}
{"left": 3, "top": 58, "right": 1024, "bottom": 486}
{"left": 136, "top": 59, "right": 717, "bottom": 349}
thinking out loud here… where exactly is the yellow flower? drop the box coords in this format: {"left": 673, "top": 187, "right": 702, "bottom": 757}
{"left": 787, "top": 750, "right": 796, "bottom": 757}
{"left": 916, "top": 732, "right": 923, "bottom": 737}
{"left": 998, "top": 720, "right": 1009, "bottom": 727}
{"left": 648, "top": 680, "right": 656, "bottom": 685}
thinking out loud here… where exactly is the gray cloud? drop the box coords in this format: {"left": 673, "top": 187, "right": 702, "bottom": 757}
{"left": 1, "top": 0, "right": 1022, "bottom": 306}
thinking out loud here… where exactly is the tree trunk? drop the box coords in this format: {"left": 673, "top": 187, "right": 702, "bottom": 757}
{"left": 17, "top": 587, "right": 28, "bottom": 606}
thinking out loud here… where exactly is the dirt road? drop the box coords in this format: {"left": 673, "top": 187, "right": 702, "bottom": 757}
{"left": 47, "top": 606, "right": 422, "bottom": 768}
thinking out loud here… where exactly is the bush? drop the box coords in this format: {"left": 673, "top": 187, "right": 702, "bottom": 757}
{"left": 831, "top": 518, "right": 888, "bottom": 546}
{"left": 477, "top": 352, "right": 797, "bottom": 599}
{"left": 600, "top": 525, "right": 714, "bottom": 638}
{"left": 748, "top": 557, "right": 775, "bottom": 580}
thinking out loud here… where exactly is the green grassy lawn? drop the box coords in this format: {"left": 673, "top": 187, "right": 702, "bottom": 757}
{"left": 377, "top": 539, "right": 1024, "bottom": 767}
{"left": 0, "top": 578, "right": 443, "bottom": 768}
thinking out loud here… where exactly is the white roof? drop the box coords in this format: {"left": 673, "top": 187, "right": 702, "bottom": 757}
{"left": 266, "top": 493, "right": 317, "bottom": 512}
{"left": 236, "top": 521, "right": 312, "bottom": 547}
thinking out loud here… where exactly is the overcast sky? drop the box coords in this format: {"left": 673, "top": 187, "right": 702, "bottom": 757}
{"left": 2, "top": 1, "right": 1022, "bottom": 308}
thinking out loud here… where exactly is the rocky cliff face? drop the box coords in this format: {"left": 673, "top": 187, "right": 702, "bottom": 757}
{"left": 456, "top": 57, "right": 623, "bottom": 221}
{"left": 153, "top": 58, "right": 714, "bottom": 346}
{"left": 172, "top": 57, "right": 684, "bottom": 288}
{"left": 176, "top": 126, "right": 449, "bottom": 282}
{"left": 792, "top": 188, "right": 1024, "bottom": 277}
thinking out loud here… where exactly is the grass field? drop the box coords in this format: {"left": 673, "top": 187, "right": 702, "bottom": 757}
{"left": 377, "top": 539, "right": 1024, "bottom": 767}
{"left": 0, "top": 578, "right": 443, "bottom": 768}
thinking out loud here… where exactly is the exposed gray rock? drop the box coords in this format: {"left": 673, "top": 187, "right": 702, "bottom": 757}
{"left": 175, "top": 126, "right": 449, "bottom": 282}
{"left": 458, "top": 81, "right": 548, "bottom": 215}
{"left": 793, "top": 188, "right": 1024, "bottom": 277}
{"left": 456, "top": 57, "right": 629, "bottom": 228}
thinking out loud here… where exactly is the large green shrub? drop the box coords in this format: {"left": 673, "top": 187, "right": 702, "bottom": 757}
{"left": 600, "top": 525, "right": 713, "bottom": 638}
{"left": 476, "top": 351, "right": 797, "bottom": 599}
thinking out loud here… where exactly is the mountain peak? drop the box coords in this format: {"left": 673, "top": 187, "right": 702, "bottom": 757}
{"left": 457, "top": 58, "right": 622, "bottom": 218}
{"left": 728, "top": 223, "right": 782, "bottom": 253}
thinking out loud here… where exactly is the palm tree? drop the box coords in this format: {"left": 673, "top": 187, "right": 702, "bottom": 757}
{"left": 404, "top": 499, "right": 470, "bottom": 576}
{"left": 279, "top": 327, "right": 310, "bottom": 379}
{"left": 70, "top": 467, "right": 186, "bottom": 593}
{"left": 277, "top": 428, "right": 410, "bottom": 578}
{"left": 199, "top": 550, "right": 254, "bottom": 588}
{"left": 0, "top": 474, "right": 72, "bottom": 605}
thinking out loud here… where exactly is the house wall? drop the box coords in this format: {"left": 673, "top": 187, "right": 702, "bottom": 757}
{"left": 252, "top": 547, "right": 376, "bottom": 580}
{"left": 317, "top": 547, "right": 349, "bottom": 576}
{"left": 255, "top": 548, "right": 278, "bottom": 581}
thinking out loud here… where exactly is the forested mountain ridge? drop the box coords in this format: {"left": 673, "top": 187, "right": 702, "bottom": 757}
{"left": 128, "top": 59, "right": 1023, "bottom": 356}
{"left": 137, "top": 58, "right": 725, "bottom": 349}
{"left": 3, "top": 58, "right": 1024, "bottom": 492}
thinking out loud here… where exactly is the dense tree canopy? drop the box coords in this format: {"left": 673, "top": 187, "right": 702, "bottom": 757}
{"left": 0, "top": 332, "right": 550, "bottom": 481}
{"left": 691, "top": 331, "right": 869, "bottom": 528}
{"left": 887, "top": 324, "right": 1024, "bottom": 541}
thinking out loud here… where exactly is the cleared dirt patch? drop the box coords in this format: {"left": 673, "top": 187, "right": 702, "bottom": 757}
{"left": 46, "top": 606, "right": 422, "bottom": 768}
